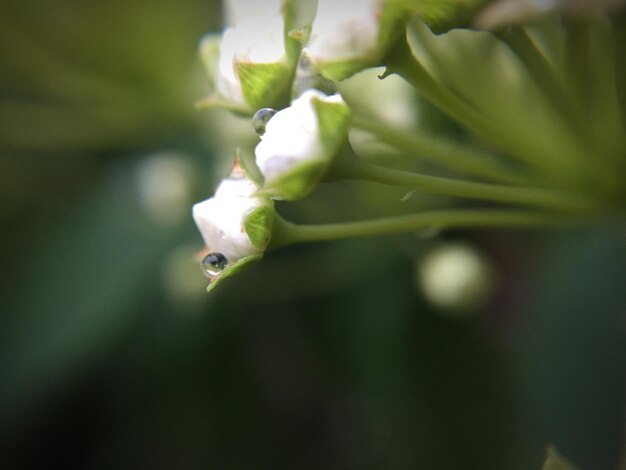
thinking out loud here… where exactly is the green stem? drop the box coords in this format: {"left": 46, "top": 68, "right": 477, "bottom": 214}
{"left": 556, "top": 18, "right": 622, "bottom": 192}
{"left": 503, "top": 27, "right": 582, "bottom": 133}
{"left": 383, "top": 38, "right": 497, "bottom": 144}
{"left": 384, "top": 31, "right": 592, "bottom": 185}
{"left": 579, "top": 17, "right": 625, "bottom": 174}
{"left": 504, "top": 21, "right": 622, "bottom": 194}
{"left": 336, "top": 158, "right": 596, "bottom": 213}
{"left": 564, "top": 17, "right": 593, "bottom": 118}
{"left": 352, "top": 113, "right": 531, "bottom": 185}
{"left": 270, "top": 210, "right": 568, "bottom": 248}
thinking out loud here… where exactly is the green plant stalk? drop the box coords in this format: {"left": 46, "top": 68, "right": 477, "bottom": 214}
{"left": 382, "top": 38, "right": 499, "bottom": 146}
{"left": 383, "top": 33, "right": 596, "bottom": 185}
{"left": 507, "top": 19, "right": 623, "bottom": 194}
{"left": 564, "top": 17, "right": 593, "bottom": 119}
{"left": 269, "top": 209, "right": 568, "bottom": 248}
{"left": 336, "top": 158, "right": 596, "bottom": 213}
{"left": 580, "top": 17, "right": 625, "bottom": 174}
{"left": 503, "top": 27, "right": 583, "bottom": 134}
{"left": 352, "top": 113, "right": 532, "bottom": 185}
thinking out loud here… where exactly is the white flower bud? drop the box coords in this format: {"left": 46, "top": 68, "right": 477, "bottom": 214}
{"left": 307, "top": 0, "right": 407, "bottom": 81}
{"left": 200, "top": 0, "right": 297, "bottom": 112}
{"left": 256, "top": 90, "right": 328, "bottom": 180}
{"left": 192, "top": 173, "right": 274, "bottom": 261}
{"left": 254, "top": 89, "right": 351, "bottom": 200}
{"left": 217, "top": 14, "right": 286, "bottom": 106}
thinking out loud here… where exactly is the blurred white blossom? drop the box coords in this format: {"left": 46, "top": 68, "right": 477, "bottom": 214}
{"left": 417, "top": 243, "right": 494, "bottom": 314}
{"left": 136, "top": 152, "right": 196, "bottom": 226}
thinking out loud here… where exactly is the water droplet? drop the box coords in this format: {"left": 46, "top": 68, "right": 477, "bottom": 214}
{"left": 252, "top": 108, "right": 277, "bottom": 136}
{"left": 201, "top": 252, "right": 228, "bottom": 277}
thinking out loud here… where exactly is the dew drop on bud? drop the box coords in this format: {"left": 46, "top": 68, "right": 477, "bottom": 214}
{"left": 252, "top": 108, "right": 277, "bottom": 136}
{"left": 202, "top": 252, "right": 228, "bottom": 277}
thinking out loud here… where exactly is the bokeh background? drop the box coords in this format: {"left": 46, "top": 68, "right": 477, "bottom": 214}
{"left": 1, "top": 1, "right": 625, "bottom": 468}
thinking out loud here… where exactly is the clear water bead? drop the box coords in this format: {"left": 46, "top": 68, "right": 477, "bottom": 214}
{"left": 252, "top": 108, "right": 277, "bottom": 136}
{"left": 202, "top": 252, "right": 228, "bottom": 277}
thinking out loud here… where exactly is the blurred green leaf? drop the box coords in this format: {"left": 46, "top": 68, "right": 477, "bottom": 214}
{"left": 516, "top": 227, "right": 626, "bottom": 469}
{"left": 0, "top": 160, "right": 185, "bottom": 427}
{"left": 0, "top": 0, "right": 220, "bottom": 154}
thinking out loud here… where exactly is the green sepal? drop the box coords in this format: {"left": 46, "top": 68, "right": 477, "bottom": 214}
{"left": 258, "top": 159, "right": 327, "bottom": 200}
{"left": 206, "top": 254, "right": 263, "bottom": 293}
{"left": 236, "top": 61, "right": 293, "bottom": 111}
{"left": 244, "top": 205, "right": 276, "bottom": 249}
{"left": 377, "top": 1, "right": 412, "bottom": 62}
{"left": 312, "top": 96, "right": 352, "bottom": 155}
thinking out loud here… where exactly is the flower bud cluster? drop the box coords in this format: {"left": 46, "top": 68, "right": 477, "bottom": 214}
{"left": 193, "top": 0, "right": 409, "bottom": 289}
{"left": 200, "top": 0, "right": 406, "bottom": 111}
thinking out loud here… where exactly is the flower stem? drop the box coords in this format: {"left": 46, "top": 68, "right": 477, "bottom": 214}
{"left": 503, "top": 27, "right": 581, "bottom": 132}
{"left": 270, "top": 210, "right": 569, "bottom": 248}
{"left": 383, "top": 31, "right": 593, "bottom": 185}
{"left": 351, "top": 113, "right": 532, "bottom": 185}
{"left": 382, "top": 37, "right": 495, "bottom": 145}
{"left": 336, "top": 158, "right": 597, "bottom": 213}
{"left": 564, "top": 17, "right": 593, "bottom": 118}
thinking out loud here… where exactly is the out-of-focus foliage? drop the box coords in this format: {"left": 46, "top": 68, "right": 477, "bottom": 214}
{"left": 0, "top": 0, "right": 218, "bottom": 153}
{"left": 0, "top": 1, "right": 624, "bottom": 469}
{"left": 411, "top": 0, "right": 491, "bottom": 30}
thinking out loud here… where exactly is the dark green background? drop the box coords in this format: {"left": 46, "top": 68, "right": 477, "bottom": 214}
{"left": 1, "top": 1, "right": 624, "bottom": 468}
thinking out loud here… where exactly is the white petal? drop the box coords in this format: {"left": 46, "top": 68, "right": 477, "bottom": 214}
{"left": 216, "top": 28, "right": 246, "bottom": 105}
{"left": 214, "top": 175, "right": 259, "bottom": 199}
{"left": 225, "top": 0, "right": 284, "bottom": 26}
{"left": 192, "top": 197, "right": 257, "bottom": 260}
